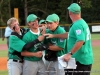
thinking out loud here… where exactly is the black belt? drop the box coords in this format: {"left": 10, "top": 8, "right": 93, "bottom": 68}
{"left": 13, "top": 59, "right": 23, "bottom": 63}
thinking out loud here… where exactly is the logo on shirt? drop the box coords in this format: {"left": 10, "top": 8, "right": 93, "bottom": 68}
{"left": 60, "top": 39, "right": 64, "bottom": 42}
{"left": 76, "top": 29, "right": 81, "bottom": 35}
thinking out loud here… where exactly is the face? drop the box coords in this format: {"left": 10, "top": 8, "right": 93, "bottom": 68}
{"left": 28, "top": 19, "right": 39, "bottom": 29}
{"left": 69, "top": 11, "right": 72, "bottom": 19}
{"left": 47, "top": 22, "right": 58, "bottom": 31}
{"left": 39, "top": 24, "right": 47, "bottom": 28}
{"left": 10, "top": 21, "right": 20, "bottom": 32}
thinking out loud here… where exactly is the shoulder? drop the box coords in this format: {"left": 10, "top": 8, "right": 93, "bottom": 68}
{"left": 22, "top": 30, "right": 32, "bottom": 39}
{"left": 11, "top": 32, "right": 22, "bottom": 39}
{"left": 56, "top": 26, "right": 66, "bottom": 33}
{"left": 20, "top": 28, "right": 29, "bottom": 35}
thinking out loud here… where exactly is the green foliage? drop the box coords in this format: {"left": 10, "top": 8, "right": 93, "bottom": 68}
{"left": 81, "top": 0, "right": 92, "bottom": 8}
{"left": 0, "top": 0, "right": 10, "bottom": 26}
{"left": 1, "top": 0, "right": 100, "bottom": 26}
{"left": 82, "top": 0, "right": 100, "bottom": 22}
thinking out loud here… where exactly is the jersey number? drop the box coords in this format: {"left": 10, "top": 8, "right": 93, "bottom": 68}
{"left": 86, "top": 28, "right": 91, "bottom": 41}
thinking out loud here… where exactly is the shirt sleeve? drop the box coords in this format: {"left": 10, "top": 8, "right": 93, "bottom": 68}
{"left": 9, "top": 35, "right": 26, "bottom": 52}
{"left": 73, "top": 24, "right": 85, "bottom": 42}
{"left": 56, "top": 38, "right": 67, "bottom": 49}
{"left": 4, "top": 27, "right": 12, "bottom": 37}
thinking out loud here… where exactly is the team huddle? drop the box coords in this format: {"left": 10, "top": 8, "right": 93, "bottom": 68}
{"left": 6, "top": 3, "right": 93, "bottom": 75}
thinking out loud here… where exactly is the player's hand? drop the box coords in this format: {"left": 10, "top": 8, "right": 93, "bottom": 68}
{"left": 43, "top": 33, "right": 54, "bottom": 39}
{"left": 40, "top": 26, "right": 46, "bottom": 34}
{"left": 63, "top": 53, "right": 71, "bottom": 61}
{"left": 38, "top": 35, "right": 45, "bottom": 41}
{"left": 35, "top": 51, "right": 43, "bottom": 57}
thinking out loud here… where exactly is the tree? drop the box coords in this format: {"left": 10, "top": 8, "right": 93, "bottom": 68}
{"left": 0, "top": 0, "right": 11, "bottom": 26}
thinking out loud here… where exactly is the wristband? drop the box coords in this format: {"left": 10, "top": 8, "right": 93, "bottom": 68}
{"left": 68, "top": 52, "right": 73, "bottom": 55}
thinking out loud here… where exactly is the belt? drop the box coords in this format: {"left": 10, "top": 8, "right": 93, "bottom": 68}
{"left": 13, "top": 59, "right": 23, "bottom": 63}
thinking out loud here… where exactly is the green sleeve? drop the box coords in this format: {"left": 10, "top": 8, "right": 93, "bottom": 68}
{"left": 56, "top": 38, "right": 67, "bottom": 49}
{"left": 73, "top": 24, "right": 85, "bottom": 42}
{"left": 9, "top": 35, "right": 26, "bottom": 52}
{"left": 56, "top": 28, "right": 67, "bottom": 49}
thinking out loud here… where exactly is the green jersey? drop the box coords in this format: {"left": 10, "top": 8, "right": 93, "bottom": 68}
{"left": 22, "top": 29, "right": 43, "bottom": 61}
{"left": 46, "top": 26, "right": 67, "bottom": 57}
{"left": 8, "top": 35, "right": 26, "bottom": 60}
{"left": 67, "top": 19, "right": 93, "bottom": 65}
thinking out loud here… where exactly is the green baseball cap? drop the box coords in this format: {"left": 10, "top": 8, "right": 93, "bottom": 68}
{"left": 46, "top": 13, "right": 60, "bottom": 22}
{"left": 67, "top": 3, "right": 81, "bottom": 14}
{"left": 39, "top": 20, "right": 46, "bottom": 24}
{"left": 27, "top": 14, "right": 38, "bottom": 23}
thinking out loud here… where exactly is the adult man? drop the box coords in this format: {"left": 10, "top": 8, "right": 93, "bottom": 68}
{"left": 44, "top": 3, "right": 93, "bottom": 75}
{"left": 44, "top": 13, "right": 67, "bottom": 75}
{"left": 22, "top": 14, "right": 46, "bottom": 75}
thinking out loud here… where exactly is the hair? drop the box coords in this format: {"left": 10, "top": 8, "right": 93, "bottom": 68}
{"left": 7, "top": 17, "right": 18, "bottom": 27}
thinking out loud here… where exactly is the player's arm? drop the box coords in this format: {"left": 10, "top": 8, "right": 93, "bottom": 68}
{"left": 48, "top": 45, "right": 63, "bottom": 51}
{"left": 70, "top": 41, "right": 84, "bottom": 54}
{"left": 48, "top": 39, "right": 66, "bottom": 51}
{"left": 21, "top": 51, "right": 43, "bottom": 57}
{"left": 40, "top": 40, "right": 63, "bottom": 51}
{"left": 44, "top": 32, "right": 68, "bottom": 39}
{"left": 63, "top": 41, "right": 84, "bottom": 61}
{"left": 22, "top": 35, "right": 45, "bottom": 51}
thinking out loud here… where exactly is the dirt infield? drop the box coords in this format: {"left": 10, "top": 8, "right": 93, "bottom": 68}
{"left": 92, "top": 40, "right": 100, "bottom": 46}
{"left": 0, "top": 57, "right": 7, "bottom": 70}
{"left": 0, "top": 44, "right": 8, "bottom": 50}
{"left": 0, "top": 40, "right": 100, "bottom": 70}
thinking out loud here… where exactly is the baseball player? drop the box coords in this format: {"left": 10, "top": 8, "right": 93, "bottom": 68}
{"left": 7, "top": 17, "right": 45, "bottom": 75}
{"left": 22, "top": 14, "right": 46, "bottom": 75}
{"left": 39, "top": 19, "right": 46, "bottom": 27}
{"left": 43, "top": 13, "right": 67, "bottom": 75}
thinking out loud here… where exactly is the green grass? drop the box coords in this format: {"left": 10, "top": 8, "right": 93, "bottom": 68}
{"left": 0, "top": 70, "right": 8, "bottom": 75}
{"left": 91, "top": 46, "right": 100, "bottom": 75}
{"left": 0, "top": 46, "right": 100, "bottom": 75}
{"left": 0, "top": 50, "right": 8, "bottom": 57}
{"left": 0, "top": 50, "right": 8, "bottom": 75}
{"left": 0, "top": 34, "right": 100, "bottom": 75}
{"left": 0, "top": 38, "right": 6, "bottom": 44}
{"left": 91, "top": 34, "right": 100, "bottom": 40}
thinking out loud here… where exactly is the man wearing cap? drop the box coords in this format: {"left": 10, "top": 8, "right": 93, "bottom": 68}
{"left": 44, "top": 3, "right": 93, "bottom": 75}
{"left": 44, "top": 13, "right": 67, "bottom": 75}
{"left": 22, "top": 14, "right": 46, "bottom": 75}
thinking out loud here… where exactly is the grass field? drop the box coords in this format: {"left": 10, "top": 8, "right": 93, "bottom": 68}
{"left": 0, "top": 38, "right": 6, "bottom": 44}
{"left": 0, "top": 34, "right": 100, "bottom": 75}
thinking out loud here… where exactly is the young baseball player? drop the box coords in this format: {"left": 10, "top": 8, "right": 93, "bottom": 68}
{"left": 43, "top": 13, "right": 67, "bottom": 75}
{"left": 7, "top": 17, "right": 45, "bottom": 75}
{"left": 22, "top": 14, "right": 46, "bottom": 75}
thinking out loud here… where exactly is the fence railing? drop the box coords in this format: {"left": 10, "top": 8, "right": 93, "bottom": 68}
{"left": 0, "top": 23, "right": 100, "bottom": 38}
